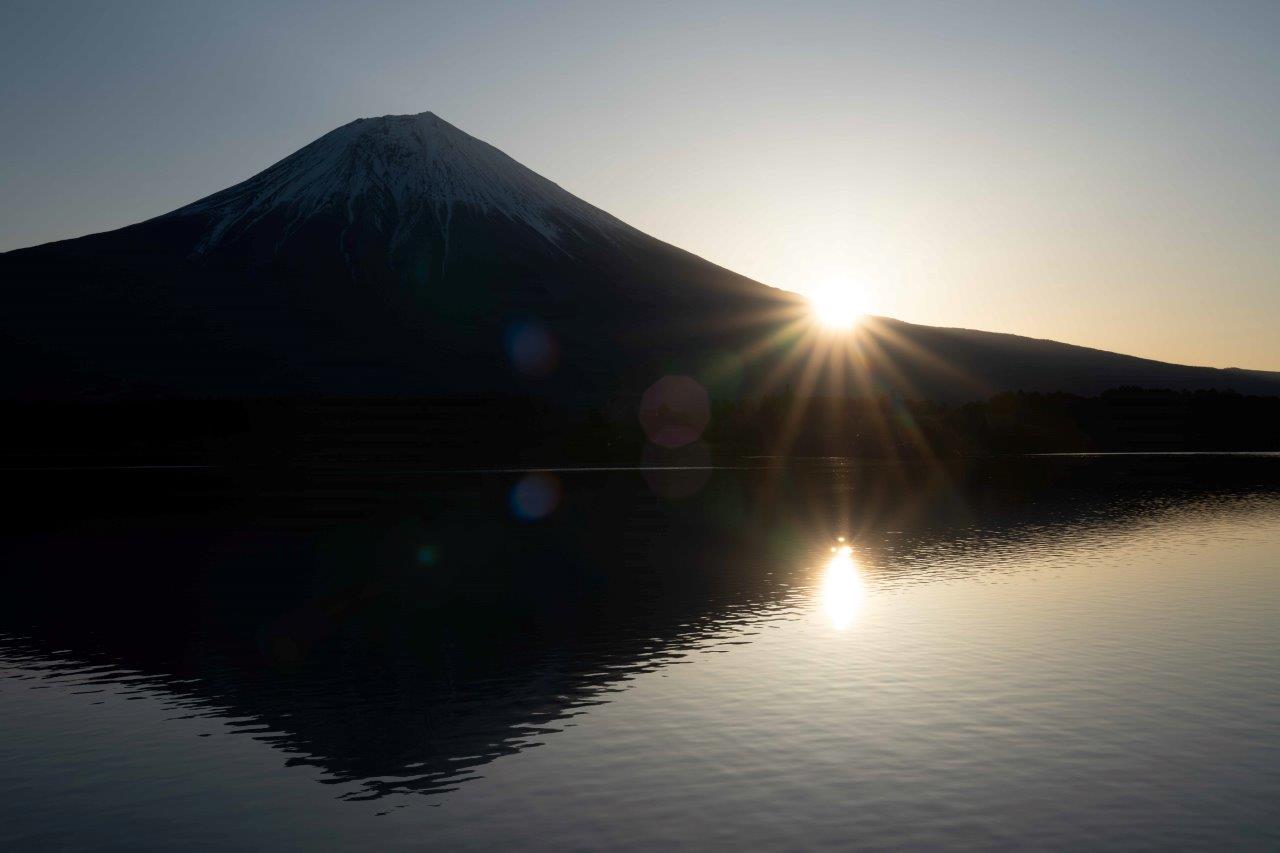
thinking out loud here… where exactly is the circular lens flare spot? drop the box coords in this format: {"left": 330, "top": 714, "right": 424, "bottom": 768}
{"left": 510, "top": 473, "right": 561, "bottom": 520}
{"left": 639, "top": 375, "right": 710, "bottom": 449}
{"left": 506, "top": 321, "right": 559, "bottom": 377}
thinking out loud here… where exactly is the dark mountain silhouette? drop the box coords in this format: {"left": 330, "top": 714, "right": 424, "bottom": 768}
{"left": 0, "top": 112, "right": 794, "bottom": 402}
{"left": 3, "top": 110, "right": 1278, "bottom": 405}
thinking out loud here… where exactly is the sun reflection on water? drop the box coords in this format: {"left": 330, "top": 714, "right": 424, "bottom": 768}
{"left": 821, "top": 541, "right": 867, "bottom": 630}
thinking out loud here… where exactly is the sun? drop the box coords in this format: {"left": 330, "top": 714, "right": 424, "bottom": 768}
{"left": 807, "top": 283, "right": 870, "bottom": 330}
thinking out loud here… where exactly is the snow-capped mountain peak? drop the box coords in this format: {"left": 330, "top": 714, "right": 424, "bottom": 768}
{"left": 169, "top": 111, "right": 637, "bottom": 255}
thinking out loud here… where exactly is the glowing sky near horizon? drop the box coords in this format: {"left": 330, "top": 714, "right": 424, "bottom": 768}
{"left": 2, "top": 1, "right": 1278, "bottom": 368}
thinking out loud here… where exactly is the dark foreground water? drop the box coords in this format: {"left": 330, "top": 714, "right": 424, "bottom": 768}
{"left": 1, "top": 456, "right": 1278, "bottom": 850}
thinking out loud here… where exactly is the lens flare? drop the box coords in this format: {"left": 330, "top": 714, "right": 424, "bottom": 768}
{"left": 821, "top": 544, "right": 867, "bottom": 630}
{"left": 505, "top": 321, "right": 558, "bottom": 377}
{"left": 639, "top": 375, "right": 710, "bottom": 449}
{"left": 510, "top": 473, "right": 561, "bottom": 520}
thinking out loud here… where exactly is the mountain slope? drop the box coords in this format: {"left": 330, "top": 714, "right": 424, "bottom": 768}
{"left": 2, "top": 110, "right": 1278, "bottom": 404}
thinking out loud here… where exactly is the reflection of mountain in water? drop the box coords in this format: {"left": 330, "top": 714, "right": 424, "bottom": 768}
{"left": 3, "top": 457, "right": 1279, "bottom": 800}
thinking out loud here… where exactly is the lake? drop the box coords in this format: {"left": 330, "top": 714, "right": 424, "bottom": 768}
{"left": 1, "top": 456, "right": 1278, "bottom": 849}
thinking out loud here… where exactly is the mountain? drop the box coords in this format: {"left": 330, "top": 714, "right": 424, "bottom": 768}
{"left": 3, "top": 110, "right": 1279, "bottom": 405}
{"left": 1, "top": 112, "right": 800, "bottom": 401}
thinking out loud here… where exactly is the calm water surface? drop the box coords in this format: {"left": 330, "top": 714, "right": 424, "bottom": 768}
{"left": 1, "top": 457, "right": 1278, "bottom": 849}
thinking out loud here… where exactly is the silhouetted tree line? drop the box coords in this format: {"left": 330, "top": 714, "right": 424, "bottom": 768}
{"left": 701, "top": 387, "right": 1280, "bottom": 457}
{"left": 4, "top": 387, "right": 1278, "bottom": 468}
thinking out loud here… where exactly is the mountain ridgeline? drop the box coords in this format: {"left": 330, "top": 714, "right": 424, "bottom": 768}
{"left": 3, "top": 111, "right": 1279, "bottom": 433}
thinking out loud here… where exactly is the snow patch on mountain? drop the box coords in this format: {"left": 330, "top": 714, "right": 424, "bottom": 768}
{"left": 168, "top": 112, "right": 638, "bottom": 255}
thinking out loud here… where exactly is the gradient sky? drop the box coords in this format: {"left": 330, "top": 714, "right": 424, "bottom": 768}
{"left": 3, "top": 1, "right": 1278, "bottom": 368}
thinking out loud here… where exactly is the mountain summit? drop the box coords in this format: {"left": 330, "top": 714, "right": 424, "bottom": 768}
{"left": 167, "top": 112, "right": 638, "bottom": 269}
{"left": 2, "top": 111, "right": 1278, "bottom": 403}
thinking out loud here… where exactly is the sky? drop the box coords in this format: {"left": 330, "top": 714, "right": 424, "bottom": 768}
{"left": 2, "top": 0, "right": 1278, "bottom": 369}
